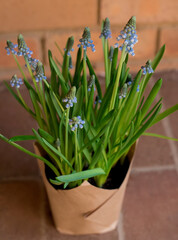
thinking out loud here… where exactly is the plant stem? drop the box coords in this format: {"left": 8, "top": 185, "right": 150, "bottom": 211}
{"left": 65, "top": 108, "right": 70, "bottom": 161}
{"left": 12, "top": 54, "right": 27, "bottom": 81}
{"left": 16, "top": 88, "right": 30, "bottom": 111}
{"left": 83, "top": 50, "right": 88, "bottom": 109}
{"left": 109, "top": 46, "right": 126, "bottom": 111}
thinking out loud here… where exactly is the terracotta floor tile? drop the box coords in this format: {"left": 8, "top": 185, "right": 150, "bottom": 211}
{"left": 123, "top": 170, "right": 178, "bottom": 240}
{"left": 0, "top": 180, "right": 44, "bottom": 240}
{"left": 0, "top": 86, "right": 39, "bottom": 178}
{"left": 133, "top": 122, "right": 174, "bottom": 167}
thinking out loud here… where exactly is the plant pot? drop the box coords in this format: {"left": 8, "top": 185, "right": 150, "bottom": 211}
{"left": 34, "top": 142, "right": 137, "bottom": 235}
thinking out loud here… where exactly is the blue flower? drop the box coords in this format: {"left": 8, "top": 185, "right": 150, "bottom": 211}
{"left": 69, "top": 116, "right": 85, "bottom": 131}
{"left": 17, "top": 34, "right": 33, "bottom": 57}
{"left": 88, "top": 75, "right": 95, "bottom": 92}
{"left": 62, "top": 86, "right": 77, "bottom": 108}
{"left": 115, "top": 16, "right": 138, "bottom": 56}
{"left": 34, "top": 62, "right": 47, "bottom": 82}
{"left": 141, "top": 60, "right": 154, "bottom": 75}
{"left": 77, "top": 27, "right": 95, "bottom": 52}
{"left": 99, "top": 18, "right": 112, "bottom": 39}
{"left": 64, "top": 36, "right": 74, "bottom": 56}
{"left": 10, "top": 75, "right": 23, "bottom": 88}
{"left": 27, "top": 57, "right": 39, "bottom": 72}
{"left": 5, "top": 41, "right": 18, "bottom": 55}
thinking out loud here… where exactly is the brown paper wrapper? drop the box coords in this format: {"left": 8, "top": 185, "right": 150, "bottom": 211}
{"left": 34, "top": 142, "right": 136, "bottom": 235}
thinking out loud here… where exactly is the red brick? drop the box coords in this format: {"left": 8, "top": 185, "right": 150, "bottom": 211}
{"left": 100, "top": 0, "right": 178, "bottom": 25}
{"left": 0, "top": 34, "right": 42, "bottom": 69}
{"left": 160, "top": 27, "right": 178, "bottom": 57}
{"left": 0, "top": 0, "right": 97, "bottom": 32}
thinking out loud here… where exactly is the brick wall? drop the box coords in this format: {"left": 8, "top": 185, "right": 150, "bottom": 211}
{"left": 0, "top": 0, "right": 178, "bottom": 80}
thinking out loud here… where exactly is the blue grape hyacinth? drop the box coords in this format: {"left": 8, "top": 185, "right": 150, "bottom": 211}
{"left": 10, "top": 75, "right": 23, "bottom": 88}
{"left": 69, "top": 116, "right": 85, "bottom": 131}
{"left": 141, "top": 60, "right": 154, "bottom": 75}
{"left": 99, "top": 17, "right": 112, "bottom": 39}
{"left": 77, "top": 27, "right": 95, "bottom": 52}
{"left": 115, "top": 16, "right": 138, "bottom": 56}
{"left": 34, "top": 62, "right": 47, "bottom": 82}
{"left": 62, "top": 86, "right": 77, "bottom": 108}
{"left": 64, "top": 36, "right": 74, "bottom": 56}
{"left": 5, "top": 41, "right": 18, "bottom": 55}
{"left": 17, "top": 34, "right": 33, "bottom": 57}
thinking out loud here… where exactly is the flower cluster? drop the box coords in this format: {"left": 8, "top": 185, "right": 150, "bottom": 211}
{"left": 5, "top": 41, "right": 18, "bottom": 55}
{"left": 77, "top": 27, "right": 95, "bottom": 52}
{"left": 141, "top": 60, "right": 154, "bottom": 75}
{"left": 62, "top": 87, "right": 77, "bottom": 108}
{"left": 17, "top": 34, "right": 33, "bottom": 57}
{"left": 69, "top": 116, "right": 85, "bottom": 131}
{"left": 64, "top": 36, "right": 74, "bottom": 56}
{"left": 10, "top": 75, "right": 23, "bottom": 88}
{"left": 115, "top": 16, "right": 138, "bottom": 56}
{"left": 99, "top": 18, "right": 112, "bottom": 39}
{"left": 34, "top": 62, "right": 47, "bottom": 82}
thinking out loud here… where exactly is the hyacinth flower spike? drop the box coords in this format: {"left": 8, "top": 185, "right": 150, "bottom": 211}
{"left": 62, "top": 86, "right": 77, "bottom": 160}
{"left": 78, "top": 27, "right": 95, "bottom": 109}
{"left": 110, "top": 16, "right": 137, "bottom": 111}
{"left": 63, "top": 36, "right": 74, "bottom": 81}
{"left": 5, "top": 41, "right": 18, "bottom": 55}
{"left": 100, "top": 17, "right": 112, "bottom": 88}
{"left": 10, "top": 75, "right": 31, "bottom": 112}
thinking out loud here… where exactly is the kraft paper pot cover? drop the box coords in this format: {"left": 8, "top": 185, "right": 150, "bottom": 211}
{"left": 34, "top": 142, "right": 136, "bottom": 235}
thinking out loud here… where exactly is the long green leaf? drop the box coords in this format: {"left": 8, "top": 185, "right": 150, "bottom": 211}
{"left": 0, "top": 134, "right": 59, "bottom": 176}
{"left": 151, "top": 104, "right": 178, "bottom": 126}
{"left": 143, "top": 132, "right": 178, "bottom": 141}
{"left": 55, "top": 168, "right": 105, "bottom": 183}
{"left": 9, "top": 135, "right": 36, "bottom": 142}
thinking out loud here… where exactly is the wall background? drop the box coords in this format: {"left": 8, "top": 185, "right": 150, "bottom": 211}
{"left": 0, "top": 0, "right": 178, "bottom": 80}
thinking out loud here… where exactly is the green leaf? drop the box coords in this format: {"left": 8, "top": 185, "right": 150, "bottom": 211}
{"left": 9, "top": 135, "right": 36, "bottom": 142}
{"left": 86, "top": 56, "right": 102, "bottom": 99}
{"left": 0, "top": 134, "right": 59, "bottom": 176}
{"left": 72, "top": 85, "right": 83, "bottom": 117}
{"left": 49, "top": 56, "right": 69, "bottom": 94}
{"left": 48, "top": 50, "right": 58, "bottom": 94}
{"left": 143, "top": 132, "right": 178, "bottom": 141}
{"left": 110, "top": 47, "right": 118, "bottom": 83}
{"left": 29, "top": 89, "right": 44, "bottom": 128}
{"left": 45, "top": 91, "right": 58, "bottom": 138}
{"left": 50, "top": 91, "right": 63, "bottom": 118}
{"left": 151, "top": 104, "right": 178, "bottom": 126}
{"left": 55, "top": 168, "right": 105, "bottom": 183}
{"left": 42, "top": 138, "right": 74, "bottom": 170}
{"left": 38, "top": 128, "right": 55, "bottom": 144}
{"left": 73, "top": 47, "right": 82, "bottom": 87}
{"left": 140, "top": 78, "right": 162, "bottom": 120}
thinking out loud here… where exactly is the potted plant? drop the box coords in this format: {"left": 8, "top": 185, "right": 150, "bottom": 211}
{"left": 0, "top": 16, "right": 178, "bottom": 235}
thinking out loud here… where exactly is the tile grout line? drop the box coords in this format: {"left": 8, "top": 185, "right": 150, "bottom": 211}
{"left": 156, "top": 88, "right": 178, "bottom": 173}
{"left": 118, "top": 212, "right": 125, "bottom": 240}
{"left": 0, "top": 175, "right": 41, "bottom": 183}
{"left": 40, "top": 182, "right": 47, "bottom": 240}
{"left": 131, "top": 164, "right": 176, "bottom": 174}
